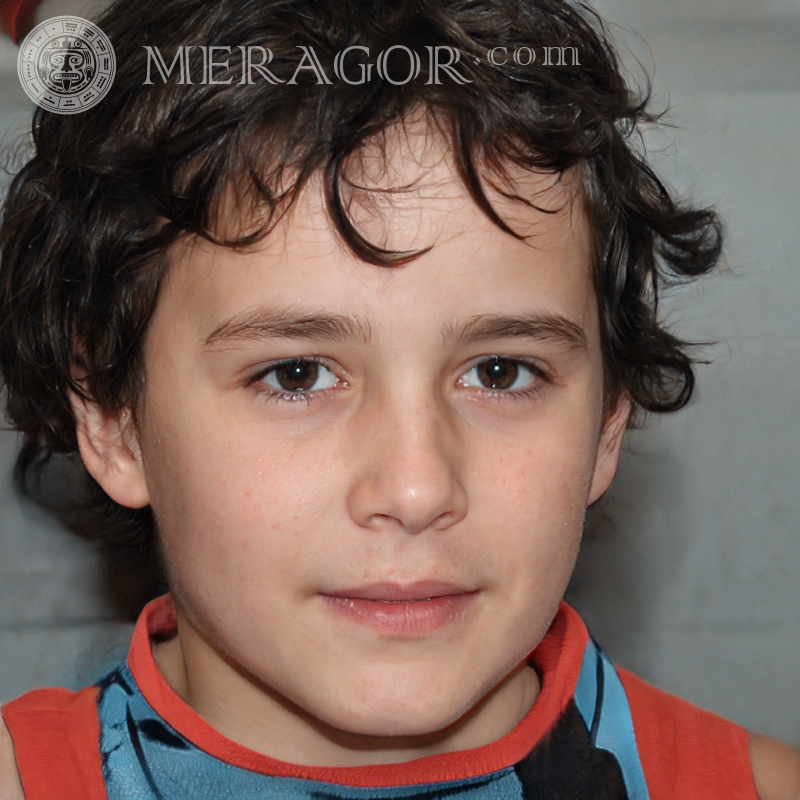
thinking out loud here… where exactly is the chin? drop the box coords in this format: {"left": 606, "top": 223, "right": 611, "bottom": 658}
{"left": 333, "top": 708, "right": 459, "bottom": 742}
{"left": 318, "top": 679, "right": 472, "bottom": 741}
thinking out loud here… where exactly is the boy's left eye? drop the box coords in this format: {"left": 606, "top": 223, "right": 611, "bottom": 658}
{"left": 459, "top": 357, "right": 540, "bottom": 392}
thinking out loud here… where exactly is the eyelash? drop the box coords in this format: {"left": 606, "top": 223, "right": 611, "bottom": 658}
{"left": 248, "top": 356, "right": 549, "bottom": 405}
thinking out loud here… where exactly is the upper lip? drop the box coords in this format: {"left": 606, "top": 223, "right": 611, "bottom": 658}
{"left": 322, "top": 581, "right": 474, "bottom": 601}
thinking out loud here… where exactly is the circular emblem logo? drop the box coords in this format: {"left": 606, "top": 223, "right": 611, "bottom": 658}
{"left": 17, "top": 16, "right": 116, "bottom": 115}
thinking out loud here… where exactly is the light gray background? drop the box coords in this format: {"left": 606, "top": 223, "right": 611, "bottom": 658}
{"left": 1, "top": 0, "right": 799, "bottom": 744}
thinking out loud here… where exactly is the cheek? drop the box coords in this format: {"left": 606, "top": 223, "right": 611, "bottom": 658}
{"left": 140, "top": 405, "right": 330, "bottom": 591}
{"left": 478, "top": 417, "right": 596, "bottom": 510}
{"left": 469, "top": 421, "right": 596, "bottom": 580}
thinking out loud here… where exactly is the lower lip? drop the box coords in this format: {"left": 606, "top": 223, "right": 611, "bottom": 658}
{"left": 321, "top": 593, "right": 477, "bottom": 635}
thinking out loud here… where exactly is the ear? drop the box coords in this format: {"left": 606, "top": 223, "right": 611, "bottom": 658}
{"left": 70, "top": 386, "right": 151, "bottom": 509}
{"left": 586, "top": 395, "right": 631, "bottom": 506}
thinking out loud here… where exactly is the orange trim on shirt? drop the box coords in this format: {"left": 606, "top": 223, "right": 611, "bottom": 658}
{"left": 127, "top": 594, "right": 588, "bottom": 786}
{"left": 2, "top": 685, "right": 106, "bottom": 800}
{"left": 618, "top": 668, "right": 759, "bottom": 800}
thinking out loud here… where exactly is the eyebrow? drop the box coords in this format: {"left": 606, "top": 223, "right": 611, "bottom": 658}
{"left": 204, "top": 307, "right": 374, "bottom": 348}
{"left": 203, "top": 306, "right": 587, "bottom": 351}
{"left": 448, "top": 313, "right": 588, "bottom": 350}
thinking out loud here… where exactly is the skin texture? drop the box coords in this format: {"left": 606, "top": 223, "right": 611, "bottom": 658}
{"left": 63, "top": 118, "right": 800, "bottom": 788}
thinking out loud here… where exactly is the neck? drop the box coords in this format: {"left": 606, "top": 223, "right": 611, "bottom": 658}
{"left": 153, "top": 618, "right": 541, "bottom": 767}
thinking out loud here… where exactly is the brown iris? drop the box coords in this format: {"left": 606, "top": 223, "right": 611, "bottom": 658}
{"left": 273, "top": 360, "right": 319, "bottom": 392}
{"left": 476, "top": 357, "right": 518, "bottom": 390}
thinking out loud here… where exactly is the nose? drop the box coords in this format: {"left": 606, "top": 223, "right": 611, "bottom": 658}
{"left": 346, "top": 393, "right": 468, "bottom": 535}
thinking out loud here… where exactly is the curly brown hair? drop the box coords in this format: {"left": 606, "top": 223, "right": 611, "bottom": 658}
{"left": 0, "top": 0, "right": 722, "bottom": 613}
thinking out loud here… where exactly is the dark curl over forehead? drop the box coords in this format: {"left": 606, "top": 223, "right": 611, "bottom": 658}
{"left": 0, "top": 0, "right": 722, "bottom": 611}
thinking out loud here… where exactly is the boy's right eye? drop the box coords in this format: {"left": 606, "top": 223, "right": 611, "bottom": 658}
{"left": 259, "top": 359, "right": 338, "bottom": 394}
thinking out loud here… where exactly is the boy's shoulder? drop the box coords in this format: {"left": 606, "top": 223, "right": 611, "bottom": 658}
{"left": 0, "top": 706, "right": 24, "bottom": 800}
{"left": 615, "top": 667, "right": 800, "bottom": 799}
{"left": 750, "top": 733, "right": 800, "bottom": 800}
{"left": 0, "top": 686, "right": 104, "bottom": 800}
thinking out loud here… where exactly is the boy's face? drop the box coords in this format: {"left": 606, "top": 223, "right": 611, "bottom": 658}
{"left": 84, "top": 124, "right": 628, "bottom": 761}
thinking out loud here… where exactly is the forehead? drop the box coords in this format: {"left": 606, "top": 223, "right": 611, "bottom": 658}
{"left": 161, "top": 118, "right": 595, "bottom": 344}
{"left": 313, "top": 115, "right": 587, "bottom": 255}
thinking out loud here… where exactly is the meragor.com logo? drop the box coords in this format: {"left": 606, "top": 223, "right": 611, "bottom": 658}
{"left": 17, "top": 16, "right": 115, "bottom": 114}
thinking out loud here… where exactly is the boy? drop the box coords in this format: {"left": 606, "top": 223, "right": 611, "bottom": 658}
{"left": 1, "top": 0, "right": 799, "bottom": 797}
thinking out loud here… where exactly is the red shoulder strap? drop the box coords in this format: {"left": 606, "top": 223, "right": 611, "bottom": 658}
{"left": 618, "top": 668, "right": 759, "bottom": 800}
{"left": 2, "top": 686, "right": 106, "bottom": 800}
